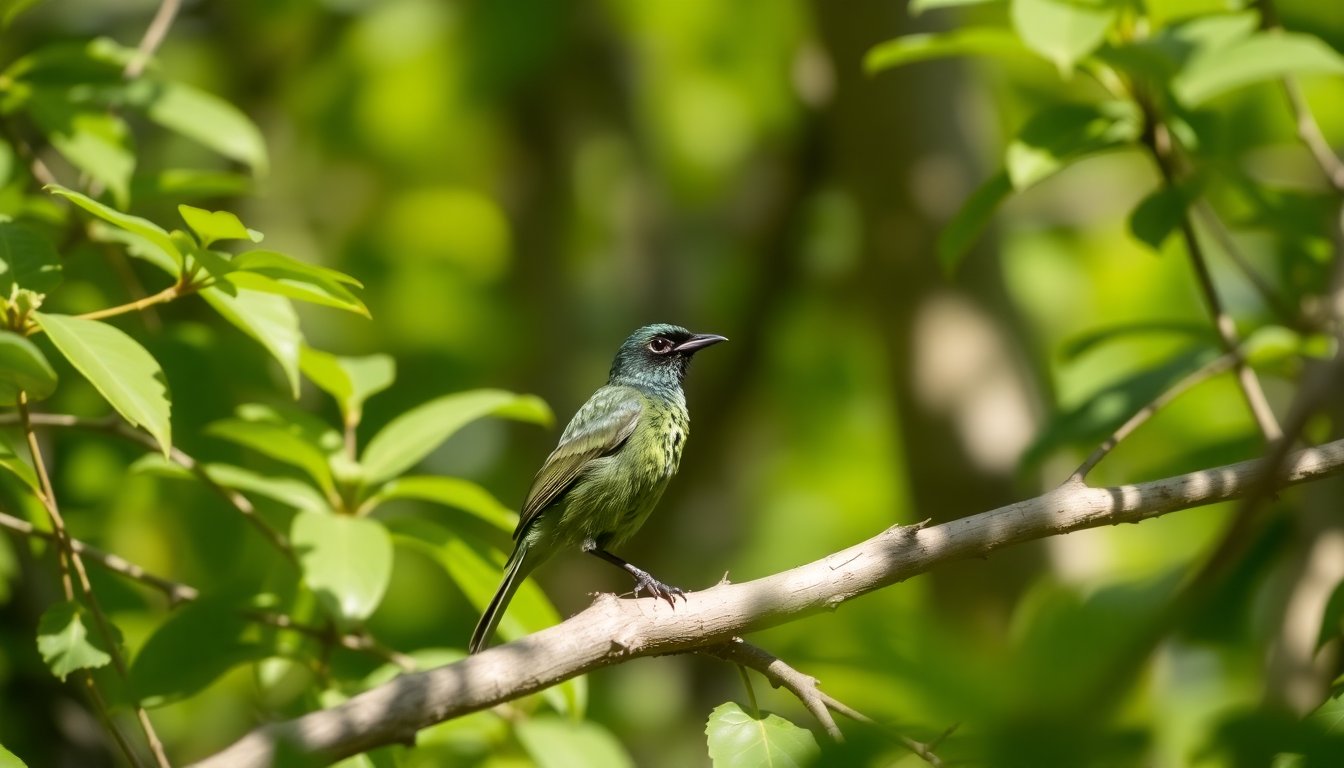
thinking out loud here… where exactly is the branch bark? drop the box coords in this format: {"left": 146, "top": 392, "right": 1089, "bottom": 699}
{"left": 193, "top": 437, "right": 1344, "bottom": 768}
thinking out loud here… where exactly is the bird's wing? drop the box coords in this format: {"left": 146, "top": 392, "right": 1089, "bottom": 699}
{"left": 514, "top": 387, "right": 644, "bottom": 539}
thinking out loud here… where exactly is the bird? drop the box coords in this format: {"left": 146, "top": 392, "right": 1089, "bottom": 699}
{"left": 468, "top": 323, "right": 726, "bottom": 654}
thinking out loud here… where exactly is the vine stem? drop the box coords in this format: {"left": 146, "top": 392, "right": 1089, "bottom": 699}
{"left": 17, "top": 395, "right": 173, "bottom": 768}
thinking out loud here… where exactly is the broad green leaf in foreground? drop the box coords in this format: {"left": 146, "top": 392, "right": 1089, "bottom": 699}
{"left": 33, "top": 312, "right": 172, "bottom": 455}
{"left": 0, "top": 331, "right": 57, "bottom": 405}
{"left": 300, "top": 347, "right": 395, "bottom": 427}
{"left": 1129, "top": 184, "right": 1192, "bottom": 252}
{"left": 201, "top": 285, "right": 302, "bottom": 396}
{"left": 292, "top": 510, "right": 393, "bottom": 624}
{"left": 29, "top": 102, "right": 133, "bottom": 207}
{"left": 865, "top": 28, "right": 1034, "bottom": 74}
{"left": 36, "top": 601, "right": 112, "bottom": 682}
{"left": 362, "top": 475, "right": 516, "bottom": 530}
{"left": 128, "top": 79, "right": 269, "bottom": 176}
{"left": 705, "top": 701, "right": 820, "bottom": 768}
{"left": 360, "top": 389, "right": 553, "bottom": 486}
{"left": 1011, "top": 0, "right": 1120, "bottom": 74}
{"left": 1175, "top": 31, "right": 1344, "bottom": 106}
{"left": 226, "top": 251, "right": 367, "bottom": 316}
{"left": 0, "top": 221, "right": 62, "bottom": 294}
{"left": 516, "top": 716, "right": 634, "bottom": 768}
{"left": 205, "top": 417, "right": 336, "bottom": 495}
{"left": 1005, "top": 101, "right": 1141, "bottom": 190}
{"left": 46, "top": 184, "right": 182, "bottom": 273}
{"left": 0, "top": 743, "right": 27, "bottom": 768}
{"left": 178, "top": 204, "right": 263, "bottom": 248}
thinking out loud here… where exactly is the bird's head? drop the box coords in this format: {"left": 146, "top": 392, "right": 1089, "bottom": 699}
{"left": 608, "top": 323, "right": 727, "bottom": 390}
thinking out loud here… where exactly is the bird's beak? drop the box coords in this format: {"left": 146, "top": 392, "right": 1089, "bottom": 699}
{"left": 675, "top": 333, "right": 728, "bottom": 353}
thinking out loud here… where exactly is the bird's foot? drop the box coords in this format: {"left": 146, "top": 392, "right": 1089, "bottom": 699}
{"left": 627, "top": 565, "right": 686, "bottom": 608}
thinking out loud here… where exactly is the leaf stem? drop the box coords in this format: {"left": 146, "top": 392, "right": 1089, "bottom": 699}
{"left": 72, "top": 283, "right": 196, "bottom": 323}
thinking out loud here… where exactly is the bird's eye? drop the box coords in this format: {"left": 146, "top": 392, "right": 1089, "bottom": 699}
{"left": 647, "top": 337, "right": 674, "bottom": 354}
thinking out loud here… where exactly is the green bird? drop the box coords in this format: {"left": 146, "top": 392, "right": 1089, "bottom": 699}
{"left": 468, "top": 324, "right": 726, "bottom": 653}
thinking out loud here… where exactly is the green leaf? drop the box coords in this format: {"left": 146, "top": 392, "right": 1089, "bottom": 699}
{"left": 87, "top": 222, "right": 177, "bottom": 276}
{"left": 29, "top": 102, "right": 134, "bottom": 207}
{"left": 178, "top": 205, "right": 263, "bottom": 248}
{"left": 0, "top": 331, "right": 57, "bottom": 405}
{"left": 300, "top": 348, "right": 395, "bottom": 428}
{"left": 1022, "top": 345, "right": 1221, "bottom": 468}
{"left": 1175, "top": 31, "right": 1344, "bottom": 106}
{"left": 2, "top": 0, "right": 44, "bottom": 27}
{"left": 204, "top": 463, "right": 330, "bottom": 513}
{"left": 36, "top": 601, "right": 112, "bottom": 682}
{"left": 1129, "top": 185, "right": 1191, "bottom": 251}
{"left": 1005, "top": 101, "right": 1141, "bottom": 190}
{"left": 200, "top": 285, "right": 302, "bottom": 397}
{"left": 33, "top": 313, "right": 172, "bottom": 456}
{"left": 225, "top": 250, "right": 367, "bottom": 316}
{"left": 205, "top": 418, "right": 336, "bottom": 496}
{"left": 47, "top": 184, "right": 182, "bottom": 273}
{"left": 938, "top": 171, "right": 1013, "bottom": 275}
{"left": 0, "top": 428, "right": 38, "bottom": 490}
{"left": 389, "top": 517, "right": 583, "bottom": 715}
{"left": 1317, "top": 580, "right": 1344, "bottom": 651}
{"left": 292, "top": 510, "right": 393, "bottom": 624}
{"left": 134, "top": 169, "right": 253, "bottom": 201}
{"left": 0, "top": 221, "right": 62, "bottom": 294}
{"left": 865, "top": 28, "right": 1035, "bottom": 74}
{"left": 0, "top": 742, "right": 28, "bottom": 768}
{"left": 1011, "top": 0, "right": 1119, "bottom": 74}
{"left": 130, "top": 595, "right": 267, "bottom": 707}
{"left": 1061, "top": 321, "right": 1214, "bottom": 362}
{"left": 516, "top": 716, "right": 634, "bottom": 768}
{"left": 705, "top": 701, "right": 821, "bottom": 768}
{"left": 362, "top": 476, "right": 516, "bottom": 529}
{"left": 127, "top": 79, "right": 269, "bottom": 175}
{"left": 361, "top": 390, "right": 553, "bottom": 486}
{"left": 910, "top": 0, "right": 1001, "bottom": 13}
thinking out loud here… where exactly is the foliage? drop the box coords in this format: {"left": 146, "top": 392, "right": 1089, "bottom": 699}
{"left": 0, "top": 0, "right": 1340, "bottom": 767}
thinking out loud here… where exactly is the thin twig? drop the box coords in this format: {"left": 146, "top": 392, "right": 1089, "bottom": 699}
{"left": 1258, "top": 0, "right": 1344, "bottom": 192}
{"left": 69, "top": 283, "right": 191, "bottom": 323}
{"left": 700, "top": 640, "right": 944, "bottom": 765}
{"left": 0, "top": 412, "right": 296, "bottom": 562}
{"left": 1143, "top": 115, "right": 1284, "bottom": 445}
{"left": 1069, "top": 352, "right": 1238, "bottom": 482}
{"left": 17, "top": 397, "right": 173, "bottom": 768}
{"left": 1193, "top": 201, "right": 1299, "bottom": 324}
{"left": 123, "top": 0, "right": 182, "bottom": 80}
{"left": 84, "top": 672, "right": 148, "bottom": 768}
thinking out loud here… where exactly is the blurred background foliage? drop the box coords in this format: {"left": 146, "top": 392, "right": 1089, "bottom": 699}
{"left": 0, "top": 0, "right": 1342, "bottom": 766}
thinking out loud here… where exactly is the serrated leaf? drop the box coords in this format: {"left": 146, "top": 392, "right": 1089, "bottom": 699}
{"left": 33, "top": 313, "right": 171, "bottom": 455}
{"left": 938, "top": 171, "right": 1013, "bottom": 275}
{"left": 0, "top": 428, "right": 38, "bottom": 490}
{"left": 389, "top": 517, "right": 582, "bottom": 714}
{"left": 362, "top": 476, "right": 516, "bottom": 529}
{"left": 47, "top": 184, "right": 182, "bottom": 273}
{"left": 865, "top": 28, "right": 1034, "bottom": 74}
{"left": 0, "top": 221, "right": 61, "bottom": 294}
{"left": 705, "top": 701, "right": 820, "bottom": 768}
{"left": 127, "top": 79, "right": 268, "bottom": 175}
{"left": 130, "top": 595, "right": 267, "bottom": 707}
{"left": 225, "top": 250, "right": 367, "bottom": 317}
{"left": 205, "top": 418, "right": 336, "bottom": 496}
{"left": 1011, "top": 0, "right": 1120, "bottom": 74}
{"left": 1129, "top": 185, "right": 1191, "bottom": 251}
{"left": 1175, "top": 31, "right": 1344, "bottom": 106}
{"left": 178, "top": 205, "right": 263, "bottom": 248}
{"left": 36, "top": 601, "right": 111, "bottom": 682}
{"left": 292, "top": 510, "right": 393, "bottom": 624}
{"left": 516, "top": 716, "right": 634, "bottom": 768}
{"left": 201, "top": 285, "right": 302, "bottom": 397}
{"left": 0, "top": 330, "right": 57, "bottom": 405}
{"left": 1005, "top": 101, "right": 1141, "bottom": 190}
{"left": 361, "top": 390, "right": 552, "bottom": 486}
{"left": 300, "top": 348, "right": 395, "bottom": 428}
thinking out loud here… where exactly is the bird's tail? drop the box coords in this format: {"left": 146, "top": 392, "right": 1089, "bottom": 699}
{"left": 468, "top": 541, "right": 531, "bottom": 654}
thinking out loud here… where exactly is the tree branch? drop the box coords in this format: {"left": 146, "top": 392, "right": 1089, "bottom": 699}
{"left": 191, "top": 438, "right": 1344, "bottom": 768}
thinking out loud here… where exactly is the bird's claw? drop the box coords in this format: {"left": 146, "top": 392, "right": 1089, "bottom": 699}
{"left": 630, "top": 569, "right": 687, "bottom": 608}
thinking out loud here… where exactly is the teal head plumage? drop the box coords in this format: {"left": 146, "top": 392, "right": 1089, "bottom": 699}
{"left": 469, "top": 324, "right": 726, "bottom": 653}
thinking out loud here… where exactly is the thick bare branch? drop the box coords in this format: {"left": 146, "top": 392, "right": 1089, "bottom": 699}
{"left": 192, "top": 437, "right": 1344, "bottom": 768}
